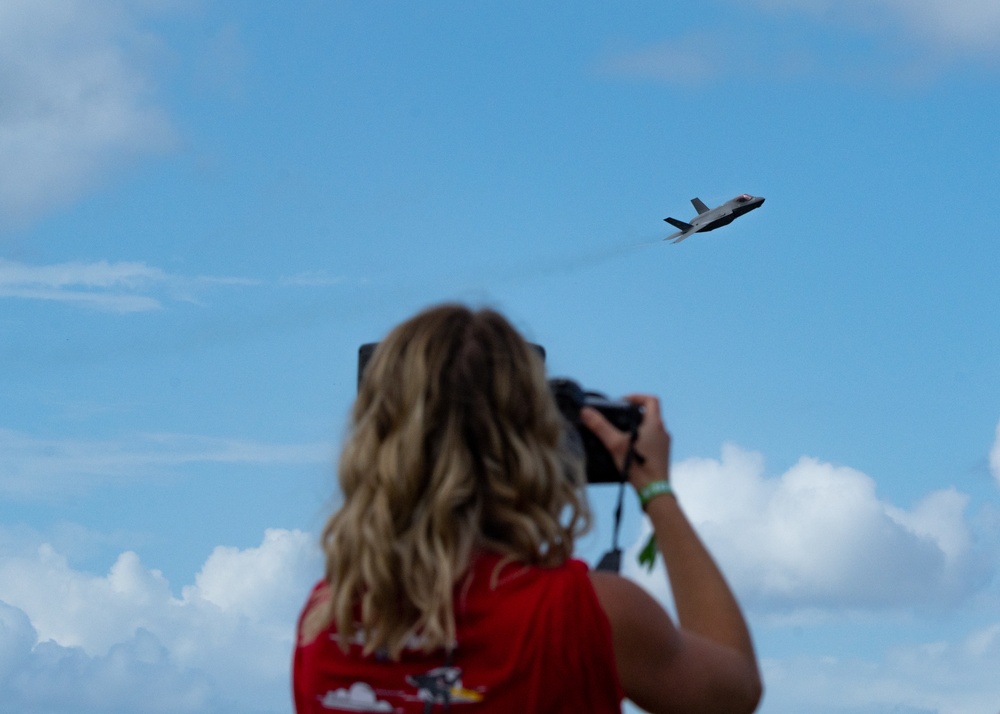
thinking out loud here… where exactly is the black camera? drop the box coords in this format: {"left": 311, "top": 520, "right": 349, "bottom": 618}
{"left": 548, "top": 378, "right": 643, "bottom": 484}
{"left": 356, "top": 343, "right": 642, "bottom": 484}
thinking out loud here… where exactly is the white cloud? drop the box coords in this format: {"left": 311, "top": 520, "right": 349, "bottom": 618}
{"left": 599, "top": 35, "right": 729, "bottom": 87}
{"left": 278, "top": 271, "right": 357, "bottom": 287}
{"left": 0, "top": 611, "right": 216, "bottom": 714}
{"left": 0, "top": 428, "right": 333, "bottom": 499}
{"left": 616, "top": 442, "right": 1000, "bottom": 713}
{"left": 754, "top": 0, "right": 1000, "bottom": 54}
{"left": 759, "top": 621, "right": 1000, "bottom": 714}
{"left": 597, "top": 32, "right": 863, "bottom": 90}
{"left": 0, "top": 258, "right": 265, "bottom": 312}
{"left": 989, "top": 419, "right": 1000, "bottom": 489}
{"left": 885, "top": 489, "right": 971, "bottom": 561}
{"left": 0, "top": 528, "right": 322, "bottom": 714}
{"left": 187, "top": 529, "right": 321, "bottom": 623}
{"left": 0, "top": 0, "right": 178, "bottom": 225}
{"left": 0, "top": 258, "right": 169, "bottom": 311}
{"left": 0, "top": 440, "right": 997, "bottom": 714}
{"left": 0, "top": 258, "right": 167, "bottom": 289}
{"left": 0, "top": 259, "right": 357, "bottom": 312}
{"left": 622, "top": 444, "right": 989, "bottom": 611}
{"left": 602, "top": 0, "right": 1000, "bottom": 91}
{"left": 320, "top": 683, "right": 394, "bottom": 712}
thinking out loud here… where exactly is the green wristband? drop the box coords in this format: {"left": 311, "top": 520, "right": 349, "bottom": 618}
{"left": 638, "top": 480, "right": 674, "bottom": 509}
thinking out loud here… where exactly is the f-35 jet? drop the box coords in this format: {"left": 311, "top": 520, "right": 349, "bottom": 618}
{"left": 664, "top": 194, "right": 765, "bottom": 244}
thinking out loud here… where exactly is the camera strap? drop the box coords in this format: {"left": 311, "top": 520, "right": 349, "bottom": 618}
{"left": 595, "top": 423, "right": 641, "bottom": 573}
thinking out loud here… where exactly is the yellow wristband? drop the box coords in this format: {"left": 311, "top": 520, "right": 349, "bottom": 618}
{"left": 638, "top": 480, "right": 674, "bottom": 509}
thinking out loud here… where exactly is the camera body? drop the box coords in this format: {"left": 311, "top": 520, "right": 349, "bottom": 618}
{"left": 356, "top": 343, "right": 642, "bottom": 484}
{"left": 548, "top": 378, "right": 642, "bottom": 484}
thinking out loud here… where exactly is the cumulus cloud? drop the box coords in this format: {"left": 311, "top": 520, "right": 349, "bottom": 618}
{"left": 0, "top": 258, "right": 263, "bottom": 312}
{"left": 1, "top": 438, "right": 997, "bottom": 713}
{"left": 0, "top": 0, "right": 178, "bottom": 225}
{"left": 0, "top": 428, "right": 332, "bottom": 499}
{"left": 188, "top": 529, "right": 322, "bottom": 623}
{"left": 0, "top": 613, "right": 216, "bottom": 714}
{"left": 622, "top": 444, "right": 990, "bottom": 612}
{"left": 0, "top": 528, "right": 322, "bottom": 714}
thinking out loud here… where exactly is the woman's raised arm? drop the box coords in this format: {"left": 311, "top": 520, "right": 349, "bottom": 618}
{"left": 583, "top": 397, "right": 763, "bottom": 714}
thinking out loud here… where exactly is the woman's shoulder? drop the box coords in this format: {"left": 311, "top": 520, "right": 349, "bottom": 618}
{"left": 303, "top": 579, "right": 331, "bottom": 609}
{"left": 296, "top": 580, "right": 333, "bottom": 641}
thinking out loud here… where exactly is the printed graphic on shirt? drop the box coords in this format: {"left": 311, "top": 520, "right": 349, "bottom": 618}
{"left": 319, "top": 666, "right": 485, "bottom": 713}
{"left": 319, "top": 682, "right": 396, "bottom": 712}
{"left": 406, "top": 666, "right": 484, "bottom": 705}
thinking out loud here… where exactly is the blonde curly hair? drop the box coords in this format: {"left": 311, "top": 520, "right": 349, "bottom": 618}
{"left": 302, "top": 304, "right": 591, "bottom": 658}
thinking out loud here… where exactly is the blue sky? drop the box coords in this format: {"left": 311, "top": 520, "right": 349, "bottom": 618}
{"left": 1, "top": 1, "right": 999, "bottom": 712}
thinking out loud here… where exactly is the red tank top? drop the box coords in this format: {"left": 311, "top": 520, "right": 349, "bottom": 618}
{"left": 293, "top": 552, "right": 623, "bottom": 713}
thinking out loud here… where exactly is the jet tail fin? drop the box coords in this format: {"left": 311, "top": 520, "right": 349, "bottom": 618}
{"left": 691, "top": 198, "right": 710, "bottom": 214}
{"left": 664, "top": 217, "right": 692, "bottom": 231}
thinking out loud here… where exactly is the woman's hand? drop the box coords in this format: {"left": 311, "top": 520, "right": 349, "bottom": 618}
{"left": 580, "top": 394, "right": 671, "bottom": 492}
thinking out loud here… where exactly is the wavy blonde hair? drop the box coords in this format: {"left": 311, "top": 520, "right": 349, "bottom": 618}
{"left": 302, "top": 304, "right": 591, "bottom": 658}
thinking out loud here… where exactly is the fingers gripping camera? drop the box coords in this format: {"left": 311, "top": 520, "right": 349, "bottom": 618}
{"left": 548, "top": 378, "right": 643, "bottom": 484}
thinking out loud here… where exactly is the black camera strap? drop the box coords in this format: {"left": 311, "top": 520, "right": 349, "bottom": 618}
{"left": 595, "top": 424, "right": 641, "bottom": 573}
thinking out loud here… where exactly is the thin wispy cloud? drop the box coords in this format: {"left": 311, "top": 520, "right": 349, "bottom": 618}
{"left": 0, "top": 428, "right": 332, "bottom": 499}
{"left": 599, "top": 34, "right": 730, "bottom": 87}
{"left": 753, "top": 0, "right": 1000, "bottom": 54}
{"left": 0, "top": 259, "right": 263, "bottom": 312}
{"left": 278, "top": 271, "right": 359, "bottom": 287}
{"left": 990, "top": 419, "right": 1000, "bottom": 489}
{"left": 600, "top": 0, "right": 1000, "bottom": 91}
{"left": 598, "top": 32, "right": 871, "bottom": 89}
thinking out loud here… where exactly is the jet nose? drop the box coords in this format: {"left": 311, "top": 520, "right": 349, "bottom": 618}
{"left": 756, "top": 197, "right": 765, "bottom": 206}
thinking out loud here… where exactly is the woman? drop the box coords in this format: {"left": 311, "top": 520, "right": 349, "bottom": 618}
{"left": 293, "top": 304, "right": 762, "bottom": 713}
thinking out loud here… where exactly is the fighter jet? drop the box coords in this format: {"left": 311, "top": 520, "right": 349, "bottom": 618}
{"left": 664, "top": 194, "right": 765, "bottom": 244}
